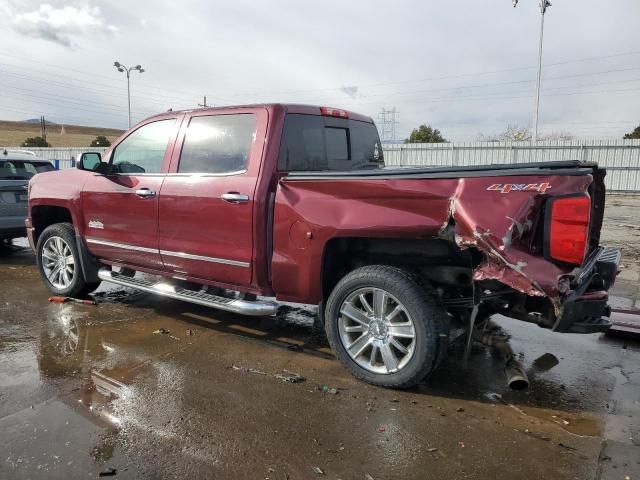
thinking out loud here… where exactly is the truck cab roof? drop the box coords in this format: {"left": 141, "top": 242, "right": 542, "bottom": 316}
{"left": 146, "top": 103, "right": 375, "bottom": 124}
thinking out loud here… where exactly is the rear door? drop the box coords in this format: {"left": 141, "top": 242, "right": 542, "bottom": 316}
{"left": 158, "top": 108, "right": 267, "bottom": 286}
{"left": 81, "top": 117, "right": 181, "bottom": 270}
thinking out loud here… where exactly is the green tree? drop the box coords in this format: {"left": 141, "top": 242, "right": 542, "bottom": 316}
{"left": 90, "top": 135, "right": 112, "bottom": 147}
{"left": 405, "top": 124, "right": 447, "bottom": 143}
{"left": 22, "top": 136, "right": 50, "bottom": 147}
{"left": 624, "top": 125, "right": 640, "bottom": 139}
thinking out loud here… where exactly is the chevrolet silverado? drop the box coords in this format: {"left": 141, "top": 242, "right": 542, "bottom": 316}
{"left": 26, "top": 104, "right": 620, "bottom": 388}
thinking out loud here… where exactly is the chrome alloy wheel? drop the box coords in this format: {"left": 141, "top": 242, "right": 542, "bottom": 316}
{"left": 41, "top": 236, "right": 75, "bottom": 289}
{"left": 337, "top": 287, "right": 417, "bottom": 374}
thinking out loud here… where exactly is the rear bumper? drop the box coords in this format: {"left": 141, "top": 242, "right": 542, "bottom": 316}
{"left": 0, "top": 226, "right": 26, "bottom": 239}
{"left": 0, "top": 217, "right": 27, "bottom": 239}
{"left": 554, "top": 246, "right": 621, "bottom": 333}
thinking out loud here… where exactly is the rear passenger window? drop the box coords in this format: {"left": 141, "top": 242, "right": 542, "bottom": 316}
{"left": 178, "top": 114, "right": 257, "bottom": 174}
{"left": 278, "top": 114, "right": 383, "bottom": 172}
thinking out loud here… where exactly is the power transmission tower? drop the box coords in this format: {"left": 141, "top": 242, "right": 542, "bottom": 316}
{"left": 198, "top": 96, "right": 209, "bottom": 108}
{"left": 40, "top": 116, "right": 47, "bottom": 142}
{"left": 377, "top": 107, "right": 399, "bottom": 143}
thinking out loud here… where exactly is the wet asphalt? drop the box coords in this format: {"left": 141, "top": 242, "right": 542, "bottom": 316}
{"left": 1, "top": 224, "right": 640, "bottom": 479}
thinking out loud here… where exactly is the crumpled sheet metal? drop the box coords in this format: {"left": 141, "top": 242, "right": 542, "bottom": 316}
{"left": 443, "top": 175, "right": 593, "bottom": 306}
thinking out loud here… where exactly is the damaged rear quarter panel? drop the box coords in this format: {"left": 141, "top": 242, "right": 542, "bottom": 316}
{"left": 451, "top": 174, "right": 593, "bottom": 306}
{"left": 272, "top": 173, "right": 592, "bottom": 305}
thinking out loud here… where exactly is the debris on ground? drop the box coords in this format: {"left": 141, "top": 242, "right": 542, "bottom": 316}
{"left": 312, "top": 466, "right": 324, "bottom": 475}
{"left": 98, "top": 467, "right": 117, "bottom": 477}
{"left": 274, "top": 370, "right": 306, "bottom": 383}
{"left": 153, "top": 328, "right": 180, "bottom": 340}
{"left": 426, "top": 448, "right": 438, "bottom": 453}
{"left": 518, "top": 429, "right": 551, "bottom": 442}
{"left": 377, "top": 426, "right": 386, "bottom": 433}
{"left": 186, "top": 329, "right": 194, "bottom": 336}
{"left": 231, "top": 364, "right": 267, "bottom": 375}
{"left": 456, "top": 407, "right": 465, "bottom": 412}
{"left": 287, "top": 344, "right": 303, "bottom": 352}
{"left": 327, "top": 443, "right": 345, "bottom": 453}
{"left": 48, "top": 296, "right": 97, "bottom": 305}
{"left": 551, "top": 415, "right": 570, "bottom": 426}
{"left": 365, "top": 474, "right": 375, "bottom": 480}
{"left": 390, "top": 398, "right": 399, "bottom": 403}
{"left": 557, "top": 442, "right": 576, "bottom": 451}
{"left": 609, "top": 309, "right": 640, "bottom": 336}
{"left": 458, "top": 441, "right": 465, "bottom": 448}
{"left": 532, "top": 352, "right": 560, "bottom": 372}
{"left": 317, "top": 385, "right": 339, "bottom": 395}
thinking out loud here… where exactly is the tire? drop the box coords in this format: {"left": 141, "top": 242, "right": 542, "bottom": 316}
{"left": 36, "top": 223, "right": 101, "bottom": 298}
{"left": 325, "top": 265, "right": 449, "bottom": 389}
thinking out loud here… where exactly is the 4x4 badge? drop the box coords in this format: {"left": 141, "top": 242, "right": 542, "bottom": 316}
{"left": 487, "top": 182, "right": 552, "bottom": 194}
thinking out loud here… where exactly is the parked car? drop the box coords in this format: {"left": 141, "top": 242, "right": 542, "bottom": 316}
{"left": 0, "top": 150, "right": 54, "bottom": 242}
{"left": 26, "top": 104, "right": 620, "bottom": 388}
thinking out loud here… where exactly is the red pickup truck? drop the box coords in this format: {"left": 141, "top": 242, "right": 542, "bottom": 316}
{"left": 27, "top": 104, "right": 620, "bottom": 388}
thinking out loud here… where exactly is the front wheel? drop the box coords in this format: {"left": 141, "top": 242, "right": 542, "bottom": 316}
{"left": 36, "top": 223, "right": 100, "bottom": 298}
{"left": 325, "top": 265, "right": 449, "bottom": 389}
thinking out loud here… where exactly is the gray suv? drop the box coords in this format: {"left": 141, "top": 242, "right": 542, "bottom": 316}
{"left": 1, "top": 150, "right": 54, "bottom": 242}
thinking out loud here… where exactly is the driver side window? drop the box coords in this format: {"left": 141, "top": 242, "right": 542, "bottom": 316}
{"left": 111, "top": 119, "right": 176, "bottom": 174}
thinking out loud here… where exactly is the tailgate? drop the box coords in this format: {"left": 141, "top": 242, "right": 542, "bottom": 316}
{"left": 0, "top": 180, "right": 29, "bottom": 224}
{"left": 587, "top": 165, "right": 606, "bottom": 253}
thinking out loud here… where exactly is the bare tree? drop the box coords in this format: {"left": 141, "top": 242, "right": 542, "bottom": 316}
{"left": 477, "top": 124, "right": 576, "bottom": 142}
{"left": 477, "top": 124, "right": 531, "bottom": 142}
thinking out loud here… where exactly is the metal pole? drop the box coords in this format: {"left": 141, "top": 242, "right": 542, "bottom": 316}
{"left": 532, "top": 2, "right": 547, "bottom": 143}
{"left": 126, "top": 69, "right": 131, "bottom": 128}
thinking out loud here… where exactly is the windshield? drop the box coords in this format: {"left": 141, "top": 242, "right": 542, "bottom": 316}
{"left": 278, "top": 114, "right": 384, "bottom": 172}
{"left": 0, "top": 160, "right": 54, "bottom": 180}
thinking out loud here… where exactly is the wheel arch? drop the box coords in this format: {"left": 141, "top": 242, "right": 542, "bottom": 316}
{"left": 32, "top": 206, "right": 100, "bottom": 284}
{"left": 320, "top": 236, "right": 476, "bottom": 325}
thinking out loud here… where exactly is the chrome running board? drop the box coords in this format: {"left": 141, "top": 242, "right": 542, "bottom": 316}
{"left": 97, "top": 268, "right": 278, "bottom": 316}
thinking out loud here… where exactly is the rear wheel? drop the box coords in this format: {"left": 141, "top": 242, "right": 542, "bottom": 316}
{"left": 36, "top": 223, "right": 100, "bottom": 298}
{"left": 325, "top": 265, "right": 448, "bottom": 388}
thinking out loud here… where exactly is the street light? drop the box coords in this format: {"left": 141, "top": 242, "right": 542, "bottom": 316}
{"left": 113, "top": 61, "right": 145, "bottom": 128}
{"left": 514, "top": 0, "right": 551, "bottom": 143}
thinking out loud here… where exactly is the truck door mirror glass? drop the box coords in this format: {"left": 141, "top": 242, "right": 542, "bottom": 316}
{"left": 78, "top": 152, "right": 102, "bottom": 171}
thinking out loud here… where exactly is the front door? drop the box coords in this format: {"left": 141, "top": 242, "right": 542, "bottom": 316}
{"left": 159, "top": 109, "right": 266, "bottom": 286}
{"left": 81, "top": 117, "right": 180, "bottom": 270}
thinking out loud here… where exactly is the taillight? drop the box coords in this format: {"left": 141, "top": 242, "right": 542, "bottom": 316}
{"left": 546, "top": 195, "right": 591, "bottom": 265}
{"left": 320, "top": 106, "right": 349, "bottom": 118}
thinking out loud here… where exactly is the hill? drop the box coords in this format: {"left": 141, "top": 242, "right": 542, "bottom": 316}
{"left": 0, "top": 120, "right": 124, "bottom": 148}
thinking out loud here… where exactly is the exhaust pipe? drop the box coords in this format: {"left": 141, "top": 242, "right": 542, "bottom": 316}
{"left": 505, "top": 360, "right": 529, "bottom": 390}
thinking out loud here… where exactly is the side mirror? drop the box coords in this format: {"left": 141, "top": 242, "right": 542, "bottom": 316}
{"left": 77, "top": 152, "right": 102, "bottom": 171}
{"left": 78, "top": 152, "right": 110, "bottom": 174}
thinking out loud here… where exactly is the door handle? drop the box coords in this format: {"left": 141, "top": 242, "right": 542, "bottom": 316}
{"left": 135, "top": 188, "right": 156, "bottom": 198}
{"left": 221, "top": 193, "right": 249, "bottom": 203}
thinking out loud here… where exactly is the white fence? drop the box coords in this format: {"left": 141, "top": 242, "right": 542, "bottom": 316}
{"left": 383, "top": 139, "right": 640, "bottom": 193}
{"left": 5, "top": 139, "right": 640, "bottom": 192}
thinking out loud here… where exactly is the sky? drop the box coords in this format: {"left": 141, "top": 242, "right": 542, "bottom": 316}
{"left": 0, "top": 0, "right": 639, "bottom": 142}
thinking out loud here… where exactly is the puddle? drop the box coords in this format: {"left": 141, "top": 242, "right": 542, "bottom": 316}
{"left": 519, "top": 408, "right": 601, "bottom": 437}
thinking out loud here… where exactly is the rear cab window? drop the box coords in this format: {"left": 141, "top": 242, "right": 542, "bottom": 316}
{"left": 278, "top": 114, "right": 384, "bottom": 172}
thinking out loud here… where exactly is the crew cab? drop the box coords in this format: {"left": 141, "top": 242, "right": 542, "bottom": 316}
{"left": 27, "top": 104, "right": 620, "bottom": 388}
